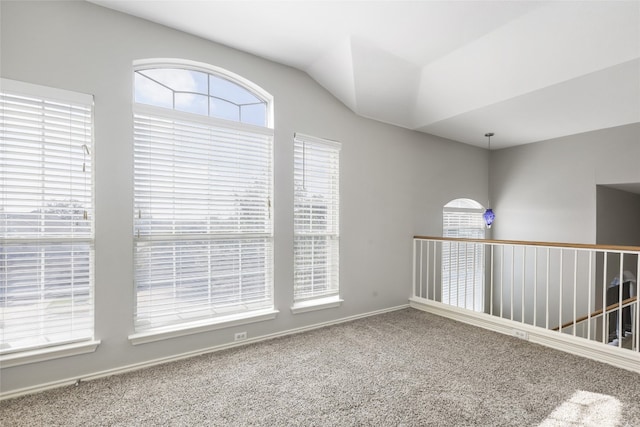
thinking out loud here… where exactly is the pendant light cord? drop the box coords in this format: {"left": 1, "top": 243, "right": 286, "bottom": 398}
{"left": 485, "top": 132, "right": 493, "bottom": 209}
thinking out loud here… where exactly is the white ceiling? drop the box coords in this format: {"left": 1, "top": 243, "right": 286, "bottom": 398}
{"left": 90, "top": 0, "right": 640, "bottom": 149}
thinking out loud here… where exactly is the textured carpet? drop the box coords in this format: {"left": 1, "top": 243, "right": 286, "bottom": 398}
{"left": 2, "top": 308, "right": 639, "bottom": 426}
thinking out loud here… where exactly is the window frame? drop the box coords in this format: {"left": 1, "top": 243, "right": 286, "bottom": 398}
{"left": 133, "top": 58, "right": 274, "bottom": 129}
{"left": 291, "top": 132, "right": 341, "bottom": 313}
{"left": 130, "top": 59, "right": 277, "bottom": 342}
{"left": 442, "top": 198, "right": 486, "bottom": 312}
{"left": 0, "top": 78, "right": 99, "bottom": 365}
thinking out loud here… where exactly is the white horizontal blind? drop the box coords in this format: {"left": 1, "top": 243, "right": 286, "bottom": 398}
{"left": 293, "top": 133, "right": 340, "bottom": 302}
{"left": 442, "top": 206, "right": 485, "bottom": 311}
{"left": 0, "top": 78, "right": 94, "bottom": 353}
{"left": 133, "top": 106, "right": 273, "bottom": 331}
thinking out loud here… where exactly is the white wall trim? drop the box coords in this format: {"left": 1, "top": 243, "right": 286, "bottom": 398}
{"left": 0, "top": 340, "right": 101, "bottom": 369}
{"left": 290, "top": 296, "right": 343, "bottom": 314}
{"left": 409, "top": 297, "right": 640, "bottom": 375}
{"left": 1, "top": 304, "right": 409, "bottom": 401}
{"left": 129, "top": 309, "right": 280, "bottom": 345}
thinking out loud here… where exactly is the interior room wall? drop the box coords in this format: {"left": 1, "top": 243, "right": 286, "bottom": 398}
{"left": 491, "top": 123, "right": 640, "bottom": 244}
{"left": 596, "top": 186, "right": 640, "bottom": 247}
{"left": 0, "top": 1, "right": 487, "bottom": 395}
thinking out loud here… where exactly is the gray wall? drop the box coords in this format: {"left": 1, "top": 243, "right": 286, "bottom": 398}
{"left": 491, "top": 123, "right": 640, "bottom": 244}
{"left": 595, "top": 186, "right": 640, "bottom": 311}
{"left": 0, "top": 1, "right": 487, "bottom": 394}
{"left": 596, "top": 186, "right": 640, "bottom": 246}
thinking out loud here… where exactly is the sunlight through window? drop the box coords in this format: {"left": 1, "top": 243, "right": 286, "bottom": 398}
{"left": 539, "top": 390, "right": 621, "bottom": 427}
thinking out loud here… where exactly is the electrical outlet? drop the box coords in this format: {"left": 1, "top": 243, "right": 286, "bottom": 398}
{"left": 234, "top": 332, "right": 247, "bottom": 341}
{"left": 512, "top": 329, "right": 529, "bottom": 340}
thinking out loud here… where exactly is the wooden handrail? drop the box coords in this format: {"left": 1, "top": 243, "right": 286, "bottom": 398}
{"left": 413, "top": 236, "right": 640, "bottom": 252}
{"left": 553, "top": 296, "right": 638, "bottom": 331}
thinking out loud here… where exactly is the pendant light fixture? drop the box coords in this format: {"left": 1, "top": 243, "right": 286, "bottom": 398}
{"left": 483, "top": 132, "right": 495, "bottom": 229}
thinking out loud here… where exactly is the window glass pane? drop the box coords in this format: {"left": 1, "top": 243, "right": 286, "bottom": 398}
{"left": 294, "top": 235, "right": 338, "bottom": 301}
{"left": 135, "top": 238, "right": 272, "bottom": 330}
{"left": 135, "top": 72, "right": 173, "bottom": 109}
{"left": 444, "top": 198, "right": 484, "bottom": 209}
{"left": 134, "top": 68, "right": 270, "bottom": 127}
{"left": 139, "top": 68, "right": 208, "bottom": 94}
{"left": 241, "top": 103, "right": 267, "bottom": 127}
{"left": 1, "top": 244, "right": 93, "bottom": 352}
{"left": 175, "top": 93, "right": 208, "bottom": 116}
{"left": 209, "top": 75, "right": 261, "bottom": 105}
{"left": 210, "top": 97, "right": 239, "bottom": 122}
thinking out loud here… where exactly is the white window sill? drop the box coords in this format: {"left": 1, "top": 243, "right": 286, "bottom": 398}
{"left": 0, "top": 340, "right": 101, "bottom": 368}
{"left": 129, "top": 309, "right": 280, "bottom": 345}
{"left": 291, "top": 296, "right": 343, "bottom": 314}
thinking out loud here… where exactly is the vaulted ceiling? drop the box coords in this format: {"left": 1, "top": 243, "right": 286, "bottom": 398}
{"left": 90, "top": 1, "right": 639, "bottom": 149}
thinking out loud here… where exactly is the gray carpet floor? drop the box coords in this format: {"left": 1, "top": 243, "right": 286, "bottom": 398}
{"left": 1, "top": 308, "right": 639, "bottom": 426}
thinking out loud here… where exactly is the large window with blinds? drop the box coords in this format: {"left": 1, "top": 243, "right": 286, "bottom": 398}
{"left": 293, "top": 133, "right": 340, "bottom": 305}
{"left": 442, "top": 198, "right": 485, "bottom": 312}
{"left": 0, "top": 78, "right": 94, "bottom": 354}
{"left": 133, "top": 62, "right": 274, "bottom": 333}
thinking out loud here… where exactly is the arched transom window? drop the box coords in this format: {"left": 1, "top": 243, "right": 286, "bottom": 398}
{"left": 134, "top": 64, "right": 270, "bottom": 127}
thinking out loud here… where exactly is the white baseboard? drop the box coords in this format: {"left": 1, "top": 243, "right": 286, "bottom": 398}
{"left": 1, "top": 304, "right": 409, "bottom": 401}
{"left": 409, "top": 297, "right": 640, "bottom": 375}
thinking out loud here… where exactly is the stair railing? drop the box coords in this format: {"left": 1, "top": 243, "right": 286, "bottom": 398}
{"left": 411, "top": 236, "right": 640, "bottom": 358}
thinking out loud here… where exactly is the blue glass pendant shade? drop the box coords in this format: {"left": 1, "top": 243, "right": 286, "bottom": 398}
{"left": 483, "top": 208, "right": 495, "bottom": 228}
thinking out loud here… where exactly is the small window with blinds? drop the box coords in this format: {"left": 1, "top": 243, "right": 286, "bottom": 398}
{"left": 0, "top": 78, "right": 94, "bottom": 354}
{"left": 293, "top": 133, "right": 340, "bottom": 305}
{"left": 442, "top": 198, "right": 485, "bottom": 312}
{"left": 133, "top": 61, "right": 274, "bottom": 333}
